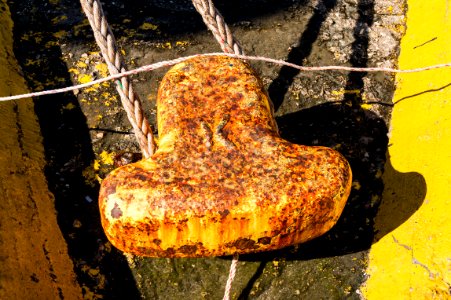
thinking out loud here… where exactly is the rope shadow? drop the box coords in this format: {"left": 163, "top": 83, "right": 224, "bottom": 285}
{"left": 343, "top": 0, "right": 374, "bottom": 108}
{"left": 363, "top": 82, "right": 451, "bottom": 107}
{"left": 267, "top": 0, "right": 339, "bottom": 111}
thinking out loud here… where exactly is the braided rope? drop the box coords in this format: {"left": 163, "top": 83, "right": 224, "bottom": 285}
{"left": 191, "top": 0, "right": 244, "bottom": 55}
{"left": 80, "top": 0, "right": 155, "bottom": 158}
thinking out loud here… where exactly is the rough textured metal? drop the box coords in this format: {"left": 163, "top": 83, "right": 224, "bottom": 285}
{"left": 99, "top": 55, "right": 352, "bottom": 257}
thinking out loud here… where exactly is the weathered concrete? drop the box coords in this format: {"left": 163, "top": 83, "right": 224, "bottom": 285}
{"left": 0, "top": 1, "right": 82, "bottom": 298}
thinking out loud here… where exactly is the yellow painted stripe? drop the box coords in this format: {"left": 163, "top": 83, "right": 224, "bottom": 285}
{"left": 363, "top": 0, "right": 451, "bottom": 299}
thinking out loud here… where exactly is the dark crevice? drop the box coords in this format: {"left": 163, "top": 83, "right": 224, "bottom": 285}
{"left": 12, "top": 101, "right": 26, "bottom": 156}
{"left": 238, "top": 260, "right": 268, "bottom": 300}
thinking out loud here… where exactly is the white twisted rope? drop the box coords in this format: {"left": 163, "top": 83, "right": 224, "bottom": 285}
{"left": 223, "top": 254, "right": 239, "bottom": 300}
{"left": 192, "top": 0, "right": 244, "bottom": 55}
{"left": 80, "top": 0, "right": 155, "bottom": 158}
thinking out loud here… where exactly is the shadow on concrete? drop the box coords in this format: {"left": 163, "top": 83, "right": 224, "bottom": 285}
{"left": 70, "top": 0, "right": 309, "bottom": 42}
{"left": 267, "top": 0, "right": 425, "bottom": 258}
{"left": 276, "top": 104, "right": 425, "bottom": 258}
{"left": 267, "top": 0, "right": 338, "bottom": 111}
{"left": 372, "top": 159, "right": 427, "bottom": 242}
{"left": 8, "top": 0, "right": 140, "bottom": 298}
{"left": 237, "top": 0, "right": 426, "bottom": 265}
{"left": 236, "top": 2, "right": 425, "bottom": 297}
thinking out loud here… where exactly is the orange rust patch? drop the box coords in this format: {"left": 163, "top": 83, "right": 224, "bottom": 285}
{"left": 99, "top": 55, "right": 352, "bottom": 257}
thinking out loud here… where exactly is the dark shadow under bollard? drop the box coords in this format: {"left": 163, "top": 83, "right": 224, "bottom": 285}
{"left": 236, "top": 0, "right": 425, "bottom": 298}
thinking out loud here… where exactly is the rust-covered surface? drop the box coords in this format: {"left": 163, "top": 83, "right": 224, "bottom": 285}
{"left": 99, "top": 55, "right": 352, "bottom": 257}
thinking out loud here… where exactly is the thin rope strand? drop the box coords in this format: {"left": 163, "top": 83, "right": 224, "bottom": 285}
{"left": 2, "top": 52, "right": 450, "bottom": 102}
{"left": 223, "top": 254, "right": 239, "bottom": 300}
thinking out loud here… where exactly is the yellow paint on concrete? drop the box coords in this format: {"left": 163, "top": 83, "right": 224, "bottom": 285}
{"left": 0, "top": 1, "right": 82, "bottom": 298}
{"left": 363, "top": 0, "right": 451, "bottom": 299}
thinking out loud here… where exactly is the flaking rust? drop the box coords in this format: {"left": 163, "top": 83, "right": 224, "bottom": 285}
{"left": 99, "top": 55, "right": 352, "bottom": 257}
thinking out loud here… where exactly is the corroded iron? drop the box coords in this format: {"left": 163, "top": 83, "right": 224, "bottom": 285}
{"left": 99, "top": 55, "right": 352, "bottom": 257}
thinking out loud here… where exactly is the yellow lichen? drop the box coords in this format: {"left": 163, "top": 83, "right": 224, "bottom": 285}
{"left": 175, "top": 41, "right": 189, "bottom": 47}
{"left": 73, "top": 19, "right": 90, "bottom": 36}
{"left": 88, "top": 268, "right": 100, "bottom": 277}
{"left": 51, "top": 15, "right": 67, "bottom": 25}
{"left": 95, "top": 63, "right": 109, "bottom": 78}
{"left": 360, "top": 103, "right": 373, "bottom": 110}
{"left": 64, "top": 103, "right": 76, "bottom": 110}
{"left": 99, "top": 150, "right": 115, "bottom": 165}
{"left": 82, "top": 165, "right": 99, "bottom": 188}
{"left": 78, "top": 74, "right": 93, "bottom": 84}
{"left": 24, "top": 58, "right": 40, "bottom": 66}
{"left": 352, "top": 181, "right": 361, "bottom": 190}
{"left": 95, "top": 174, "right": 103, "bottom": 184}
{"left": 76, "top": 61, "right": 88, "bottom": 69}
{"left": 93, "top": 160, "right": 100, "bottom": 171}
{"left": 139, "top": 22, "right": 158, "bottom": 31}
{"left": 157, "top": 42, "right": 172, "bottom": 49}
{"left": 68, "top": 68, "right": 80, "bottom": 75}
{"left": 53, "top": 30, "right": 67, "bottom": 39}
